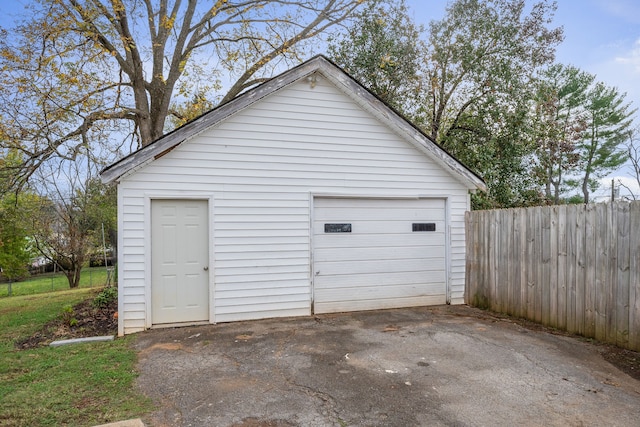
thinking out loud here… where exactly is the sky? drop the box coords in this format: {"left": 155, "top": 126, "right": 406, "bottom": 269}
{"left": 0, "top": 0, "right": 639, "bottom": 199}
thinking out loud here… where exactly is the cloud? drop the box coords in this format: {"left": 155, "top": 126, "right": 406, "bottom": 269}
{"left": 614, "top": 38, "right": 640, "bottom": 73}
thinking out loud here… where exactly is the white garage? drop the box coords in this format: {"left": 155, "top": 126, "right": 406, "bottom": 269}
{"left": 313, "top": 197, "right": 447, "bottom": 313}
{"left": 101, "top": 55, "right": 486, "bottom": 335}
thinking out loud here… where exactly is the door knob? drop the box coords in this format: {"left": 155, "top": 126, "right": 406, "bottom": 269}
{"left": 204, "top": 266, "right": 209, "bottom": 271}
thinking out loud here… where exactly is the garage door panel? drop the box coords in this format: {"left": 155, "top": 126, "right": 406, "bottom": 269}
{"left": 314, "top": 246, "right": 443, "bottom": 262}
{"left": 314, "top": 295, "right": 447, "bottom": 314}
{"left": 313, "top": 220, "right": 446, "bottom": 235}
{"left": 314, "top": 198, "right": 443, "bottom": 210}
{"left": 315, "top": 282, "right": 446, "bottom": 302}
{"left": 313, "top": 197, "right": 447, "bottom": 314}
{"left": 315, "top": 258, "right": 445, "bottom": 276}
{"left": 314, "top": 270, "right": 446, "bottom": 288}
{"left": 314, "top": 233, "right": 445, "bottom": 249}
{"left": 314, "top": 207, "right": 445, "bottom": 222}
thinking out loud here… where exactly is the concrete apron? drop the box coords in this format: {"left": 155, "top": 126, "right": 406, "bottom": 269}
{"left": 133, "top": 306, "right": 640, "bottom": 427}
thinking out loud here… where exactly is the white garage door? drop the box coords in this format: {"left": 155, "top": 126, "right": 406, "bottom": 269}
{"left": 313, "top": 198, "right": 446, "bottom": 314}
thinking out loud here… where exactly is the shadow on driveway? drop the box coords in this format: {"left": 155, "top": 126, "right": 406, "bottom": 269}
{"left": 133, "top": 305, "right": 640, "bottom": 427}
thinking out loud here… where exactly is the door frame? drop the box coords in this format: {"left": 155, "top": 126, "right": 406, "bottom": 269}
{"left": 309, "top": 193, "right": 451, "bottom": 312}
{"left": 144, "top": 193, "right": 216, "bottom": 329}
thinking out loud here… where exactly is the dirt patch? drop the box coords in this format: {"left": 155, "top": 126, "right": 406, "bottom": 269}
{"left": 15, "top": 290, "right": 117, "bottom": 349}
{"left": 598, "top": 345, "right": 640, "bottom": 381}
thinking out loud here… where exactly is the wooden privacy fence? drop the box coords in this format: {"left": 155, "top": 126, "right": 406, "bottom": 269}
{"left": 465, "top": 201, "right": 640, "bottom": 352}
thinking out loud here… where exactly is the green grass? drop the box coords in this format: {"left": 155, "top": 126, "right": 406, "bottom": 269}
{"left": 0, "top": 267, "right": 113, "bottom": 298}
{"left": 0, "top": 289, "right": 154, "bottom": 426}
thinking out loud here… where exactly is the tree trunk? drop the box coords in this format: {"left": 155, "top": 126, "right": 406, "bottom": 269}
{"left": 65, "top": 265, "right": 82, "bottom": 288}
{"left": 582, "top": 171, "right": 591, "bottom": 204}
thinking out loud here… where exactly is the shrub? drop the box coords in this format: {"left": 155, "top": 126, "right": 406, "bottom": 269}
{"left": 61, "top": 304, "right": 78, "bottom": 327}
{"left": 93, "top": 286, "right": 117, "bottom": 309}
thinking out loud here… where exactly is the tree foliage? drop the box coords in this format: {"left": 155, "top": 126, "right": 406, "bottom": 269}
{"left": 575, "top": 83, "right": 635, "bottom": 202}
{"left": 0, "top": 152, "right": 39, "bottom": 280}
{"left": 622, "top": 127, "right": 640, "bottom": 200}
{"left": 532, "top": 64, "right": 592, "bottom": 204}
{"left": 328, "top": 0, "right": 565, "bottom": 208}
{"left": 0, "top": 194, "right": 36, "bottom": 281}
{"left": 30, "top": 162, "right": 116, "bottom": 289}
{"left": 0, "top": 0, "right": 364, "bottom": 193}
{"left": 422, "top": 0, "right": 563, "bottom": 207}
{"left": 327, "top": 0, "right": 425, "bottom": 115}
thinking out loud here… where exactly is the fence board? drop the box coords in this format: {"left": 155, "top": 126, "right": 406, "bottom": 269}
{"left": 526, "top": 207, "right": 536, "bottom": 319}
{"left": 518, "top": 209, "right": 527, "bottom": 319}
{"left": 541, "top": 207, "right": 551, "bottom": 326}
{"left": 630, "top": 203, "right": 640, "bottom": 350}
{"left": 606, "top": 202, "right": 618, "bottom": 344}
{"left": 565, "top": 206, "right": 577, "bottom": 334}
{"left": 557, "top": 205, "right": 567, "bottom": 330}
{"left": 616, "top": 202, "right": 630, "bottom": 347}
{"left": 595, "top": 203, "right": 608, "bottom": 341}
{"left": 465, "top": 201, "right": 640, "bottom": 352}
{"left": 584, "top": 204, "right": 597, "bottom": 337}
{"left": 575, "top": 205, "right": 586, "bottom": 336}
{"left": 511, "top": 209, "right": 522, "bottom": 317}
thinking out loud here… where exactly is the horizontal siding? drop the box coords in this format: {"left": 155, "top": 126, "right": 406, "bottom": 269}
{"left": 118, "top": 74, "right": 471, "bottom": 330}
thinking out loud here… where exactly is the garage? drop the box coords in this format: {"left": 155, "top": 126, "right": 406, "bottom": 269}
{"left": 101, "top": 56, "right": 486, "bottom": 335}
{"left": 313, "top": 197, "right": 447, "bottom": 314}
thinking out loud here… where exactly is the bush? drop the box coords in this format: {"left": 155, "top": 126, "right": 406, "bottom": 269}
{"left": 93, "top": 286, "right": 117, "bottom": 309}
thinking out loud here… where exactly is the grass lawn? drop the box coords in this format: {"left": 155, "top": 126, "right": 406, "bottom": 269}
{"left": 0, "top": 289, "right": 153, "bottom": 426}
{"left": 0, "top": 267, "right": 113, "bottom": 298}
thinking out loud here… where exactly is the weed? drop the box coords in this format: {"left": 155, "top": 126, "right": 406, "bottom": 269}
{"left": 93, "top": 286, "right": 117, "bottom": 309}
{"left": 61, "top": 304, "right": 79, "bottom": 327}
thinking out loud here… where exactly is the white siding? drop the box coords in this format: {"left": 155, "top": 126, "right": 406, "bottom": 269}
{"left": 117, "top": 75, "right": 470, "bottom": 334}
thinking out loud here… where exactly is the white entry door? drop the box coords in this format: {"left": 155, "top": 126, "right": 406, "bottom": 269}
{"left": 151, "top": 199, "right": 209, "bottom": 324}
{"left": 313, "top": 198, "right": 447, "bottom": 314}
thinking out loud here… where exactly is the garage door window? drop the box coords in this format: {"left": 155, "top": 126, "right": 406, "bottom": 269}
{"left": 324, "top": 223, "right": 352, "bottom": 233}
{"left": 412, "top": 223, "right": 436, "bottom": 232}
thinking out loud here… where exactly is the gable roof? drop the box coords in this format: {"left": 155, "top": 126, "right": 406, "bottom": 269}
{"left": 100, "top": 55, "right": 486, "bottom": 191}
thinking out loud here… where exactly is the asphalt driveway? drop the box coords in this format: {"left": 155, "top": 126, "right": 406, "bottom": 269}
{"left": 133, "top": 306, "right": 640, "bottom": 427}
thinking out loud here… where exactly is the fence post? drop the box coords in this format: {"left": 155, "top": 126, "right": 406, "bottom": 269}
{"left": 8, "top": 281, "right": 12, "bottom": 297}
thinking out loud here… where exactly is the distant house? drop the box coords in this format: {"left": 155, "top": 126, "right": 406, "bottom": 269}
{"left": 100, "top": 55, "right": 486, "bottom": 336}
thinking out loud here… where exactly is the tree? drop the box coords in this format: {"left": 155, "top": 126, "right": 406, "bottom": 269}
{"left": 421, "top": 0, "right": 563, "bottom": 207}
{"left": 0, "top": 151, "right": 38, "bottom": 281}
{"left": 621, "top": 127, "right": 640, "bottom": 200}
{"left": 30, "top": 162, "right": 116, "bottom": 288}
{"left": 0, "top": 0, "right": 364, "bottom": 192}
{"left": 423, "top": 0, "right": 563, "bottom": 145}
{"left": 329, "top": 0, "right": 563, "bottom": 208}
{"left": 0, "top": 194, "right": 35, "bottom": 281}
{"left": 532, "top": 64, "right": 592, "bottom": 204}
{"left": 327, "top": 0, "right": 425, "bottom": 116}
{"left": 574, "top": 83, "right": 635, "bottom": 203}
